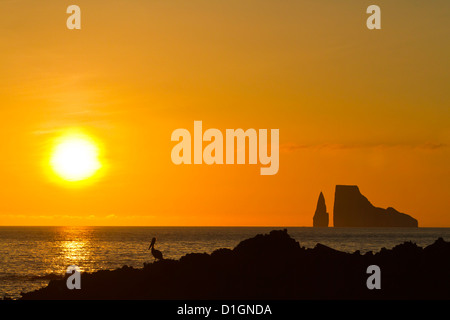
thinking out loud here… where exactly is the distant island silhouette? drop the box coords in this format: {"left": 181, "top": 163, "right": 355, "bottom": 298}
{"left": 313, "top": 192, "right": 329, "bottom": 227}
{"left": 20, "top": 229, "right": 449, "bottom": 300}
{"left": 314, "top": 185, "right": 418, "bottom": 227}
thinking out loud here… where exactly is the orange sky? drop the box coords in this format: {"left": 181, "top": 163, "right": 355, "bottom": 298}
{"left": 0, "top": 1, "right": 449, "bottom": 226}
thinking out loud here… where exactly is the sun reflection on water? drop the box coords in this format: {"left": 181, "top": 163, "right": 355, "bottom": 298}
{"left": 56, "top": 227, "right": 95, "bottom": 273}
{"left": 61, "top": 240, "right": 88, "bottom": 263}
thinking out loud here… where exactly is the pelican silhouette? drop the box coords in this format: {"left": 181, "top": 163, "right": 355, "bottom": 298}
{"left": 148, "top": 237, "right": 163, "bottom": 261}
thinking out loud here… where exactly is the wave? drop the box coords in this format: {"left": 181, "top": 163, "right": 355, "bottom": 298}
{"left": 28, "top": 273, "right": 64, "bottom": 281}
{"left": 0, "top": 272, "right": 63, "bottom": 281}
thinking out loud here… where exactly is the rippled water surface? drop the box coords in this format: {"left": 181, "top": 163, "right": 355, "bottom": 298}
{"left": 1, "top": 226, "right": 450, "bottom": 299}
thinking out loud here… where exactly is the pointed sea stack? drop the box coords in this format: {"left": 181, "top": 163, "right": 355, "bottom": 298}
{"left": 333, "top": 185, "right": 418, "bottom": 227}
{"left": 313, "top": 192, "right": 329, "bottom": 227}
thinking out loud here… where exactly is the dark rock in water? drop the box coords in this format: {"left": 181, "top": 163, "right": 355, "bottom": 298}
{"left": 313, "top": 192, "right": 329, "bottom": 227}
{"left": 333, "top": 185, "right": 418, "bottom": 227}
{"left": 20, "top": 229, "right": 450, "bottom": 300}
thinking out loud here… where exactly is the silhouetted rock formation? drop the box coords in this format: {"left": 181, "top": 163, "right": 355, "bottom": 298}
{"left": 333, "top": 185, "right": 418, "bottom": 227}
{"left": 313, "top": 192, "right": 329, "bottom": 227}
{"left": 20, "top": 229, "right": 450, "bottom": 300}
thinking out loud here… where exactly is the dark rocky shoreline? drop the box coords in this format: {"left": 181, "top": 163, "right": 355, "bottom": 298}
{"left": 20, "top": 229, "right": 450, "bottom": 300}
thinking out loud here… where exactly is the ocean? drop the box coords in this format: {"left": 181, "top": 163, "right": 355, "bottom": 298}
{"left": 1, "top": 226, "right": 450, "bottom": 299}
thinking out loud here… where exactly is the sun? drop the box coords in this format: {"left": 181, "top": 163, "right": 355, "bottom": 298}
{"left": 50, "top": 133, "right": 102, "bottom": 182}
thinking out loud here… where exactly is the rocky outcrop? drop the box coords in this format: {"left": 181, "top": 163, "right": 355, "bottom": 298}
{"left": 20, "top": 230, "right": 450, "bottom": 300}
{"left": 333, "top": 185, "right": 418, "bottom": 227}
{"left": 313, "top": 192, "right": 329, "bottom": 227}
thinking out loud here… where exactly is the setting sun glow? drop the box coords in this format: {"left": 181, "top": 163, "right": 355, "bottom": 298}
{"left": 50, "top": 134, "right": 102, "bottom": 182}
{"left": 0, "top": 1, "right": 448, "bottom": 227}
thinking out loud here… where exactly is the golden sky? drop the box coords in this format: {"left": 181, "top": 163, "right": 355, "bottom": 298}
{"left": 0, "top": 0, "right": 449, "bottom": 226}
